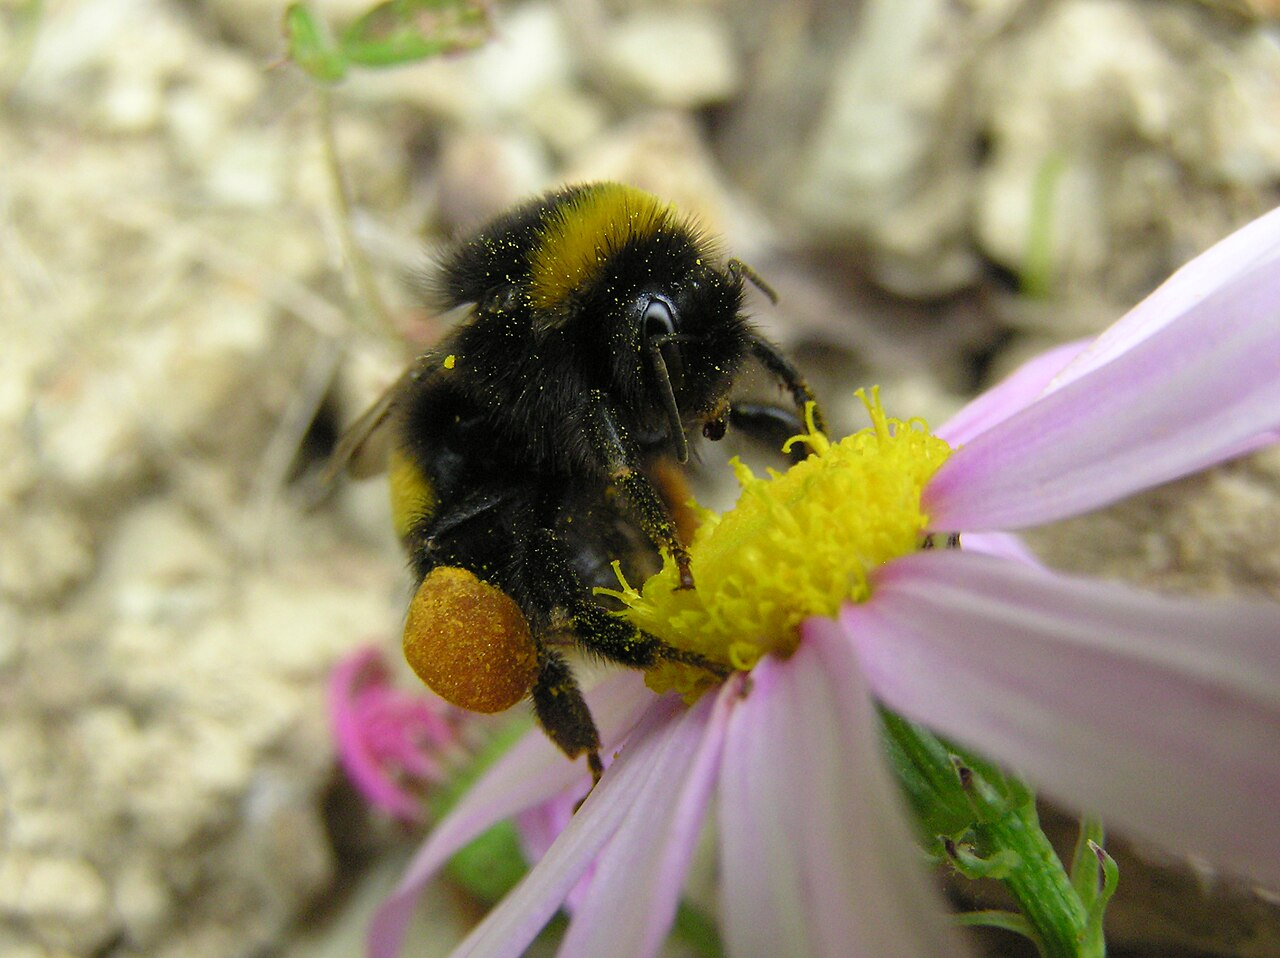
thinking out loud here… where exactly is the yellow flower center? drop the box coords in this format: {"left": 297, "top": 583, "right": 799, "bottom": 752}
{"left": 598, "top": 388, "right": 953, "bottom": 699}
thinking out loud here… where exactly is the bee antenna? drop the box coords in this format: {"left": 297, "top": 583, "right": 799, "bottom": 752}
{"left": 646, "top": 334, "right": 690, "bottom": 464}
{"left": 727, "top": 258, "right": 778, "bottom": 305}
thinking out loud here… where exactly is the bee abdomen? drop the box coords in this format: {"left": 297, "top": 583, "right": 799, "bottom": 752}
{"left": 388, "top": 447, "right": 438, "bottom": 540}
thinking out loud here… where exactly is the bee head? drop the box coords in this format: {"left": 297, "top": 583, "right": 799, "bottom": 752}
{"left": 598, "top": 255, "right": 750, "bottom": 463}
{"left": 525, "top": 183, "right": 754, "bottom": 458}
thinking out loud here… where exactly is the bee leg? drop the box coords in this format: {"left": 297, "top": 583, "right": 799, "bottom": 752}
{"left": 748, "top": 335, "right": 825, "bottom": 434}
{"left": 417, "top": 490, "right": 504, "bottom": 541}
{"left": 570, "top": 599, "right": 730, "bottom": 678}
{"left": 532, "top": 528, "right": 729, "bottom": 679}
{"left": 588, "top": 397, "right": 695, "bottom": 590}
{"left": 613, "top": 464, "right": 694, "bottom": 590}
{"left": 726, "top": 402, "right": 813, "bottom": 465}
{"left": 530, "top": 645, "right": 604, "bottom": 784}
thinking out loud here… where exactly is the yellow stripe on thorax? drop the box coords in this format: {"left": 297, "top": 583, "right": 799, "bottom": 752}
{"left": 528, "top": 183, "right": 680, "bottom": 311}
{"left": 388, "top": 447, "right": 437, "bottom": 540}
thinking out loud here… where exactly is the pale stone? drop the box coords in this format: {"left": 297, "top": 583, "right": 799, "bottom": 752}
{"left": 597, "top": 9, "right": 740, "bottom": 108}
{"left": 0, "top": 855, "right": 116, "bottom": 954}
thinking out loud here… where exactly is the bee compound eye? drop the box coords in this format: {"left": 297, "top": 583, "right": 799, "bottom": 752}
{"left": 402, "top": 567, "right": 539, "bottom": 713}
{"left": 642, "top": 298, "right": 676, "bottom": 338}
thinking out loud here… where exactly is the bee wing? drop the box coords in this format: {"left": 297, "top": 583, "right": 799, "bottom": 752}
{"left": 329, "top": 383, "right": 401, "bottom": 480}
{"left": 326, "top": 352, "right": 441, "bottom": 481}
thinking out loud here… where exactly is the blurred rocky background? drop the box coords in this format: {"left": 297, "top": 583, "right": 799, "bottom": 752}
{"left": 2, "top": 0, "right": 1279, "bottom": 956}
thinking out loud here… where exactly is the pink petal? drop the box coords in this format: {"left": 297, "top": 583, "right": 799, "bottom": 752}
{"left": 846, "top": 552, "right": 1280, "bottom": 889}
{"left": 719, "top": 623, "right": 970, "bottom": 958}
{"left": 369, "top": 672, "right": 653, "bottom": 958}
{"left": 938, "top": 339, "right": 1091, "bottom": 446}
{"left": 515, "top": 794, "right": 576, "bottom": 874}
{"left": 448, "top": 695, "right": 696, "bottom": 958}
{"left": 939, "top": 208, "right": 1280, "bottom": 448}
{"left": 926, "top": 255, "right": 1280, "bottom": 531}
{"left": 556, "top": 679, "right": 737, "bottom": 958}
{"left": 516, "top": 793, "right": 602, "bottom": 914}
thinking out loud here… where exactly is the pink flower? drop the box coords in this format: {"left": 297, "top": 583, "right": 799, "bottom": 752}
{"left": 330, "top": 645, "right": 464, "bottom": 822}
{"left": 369, "top": 205, "right": 1280, "bottom": 958}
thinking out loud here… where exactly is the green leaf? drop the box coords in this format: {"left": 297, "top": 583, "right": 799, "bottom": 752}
{"left": 339, "top": 0, "right": 491, "bottom": 69}
{"left": 1021, "top": 151, "right": 1068, "bottom": 299}
{"left": 0, "top": 0, "right": 44, "bottom": 91}
{"left": 283, "top": 3, "right": 348, "bottom": 82}
{"left": 444, "top": 818, "right": 529, "bottom": 904}
{"left": 1082, "top": 840, "right": 1119, "bottom": 950}
{"left": 672, "top": 900, "right": 725, "bottom": 958}
{"left": 425, "top": 717, "right": 537, "bottom": 904}
{"left": 944, "top": 839, "right": 1021, "bottom": 881}
{"left": 954, "top": 909, "right": 1038, "bottom": 942}
{"left": 1069, "top": 817, "right": 1106, "bottom": 909}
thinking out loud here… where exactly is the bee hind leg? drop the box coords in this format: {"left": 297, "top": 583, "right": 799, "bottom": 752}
{"left": 531, "top": 646, "right": 604, "bottom": 784}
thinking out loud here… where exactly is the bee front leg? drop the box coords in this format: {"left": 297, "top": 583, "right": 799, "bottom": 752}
{"left": 587, "top": 398, "right": 695, "bottom": 590}
{"left": 748, "top": 335, "right": 825, "bottom": 434}
{"left": 726, "top": 402, "right": 813, "bottom": 465}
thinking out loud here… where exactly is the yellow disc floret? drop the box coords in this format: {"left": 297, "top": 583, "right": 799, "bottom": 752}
{"left": 598, "top": 388, "right": 953, "bottom": 699}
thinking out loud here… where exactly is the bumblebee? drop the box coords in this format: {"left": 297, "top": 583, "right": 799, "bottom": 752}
{"left": 336, "top": 182, "right": 823, "bottom": 780}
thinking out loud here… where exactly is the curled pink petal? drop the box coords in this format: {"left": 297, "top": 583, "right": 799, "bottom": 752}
{"left": 557, "top": 680, "right": 736, "bottom": 958}
{"left": 1049, "top": 205, "right": 1280, "bottom": 391}
{"left": 719, "top": 625, "right": 970, "bottom": 958}
{"left": 330, "top": 646, "right": 458, "bottom": 822}
{"left": 846, "top": 551, "right": 1280, "bottom": 889}
{"left": 369, "top": 672, "right": 654, "bottom": 958}
{"left": 926, "top": 255, "right": 1280, "bottom": 531}
{"left": 955, "top": 531, "right": 1043, "bottom": 568}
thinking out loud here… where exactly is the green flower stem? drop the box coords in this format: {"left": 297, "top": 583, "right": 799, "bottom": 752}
{"left": 315, "top": 84, "right": 399, "bottom": 340}
{"left": 971, "top": 799, "right": 1098, "bottom": 958}
{"left": 879, "top": 710, "right": 1109, "bottom": 958}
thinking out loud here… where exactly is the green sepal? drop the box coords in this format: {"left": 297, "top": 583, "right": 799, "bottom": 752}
{"left": 878, "top": 709, "right": 985, "bottom": 840}
{"left": 877, "top": 708, "right": 1028, "bottom": 844}
{"left": 943, "top": 838, "right": 1021, "bottom": 881}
